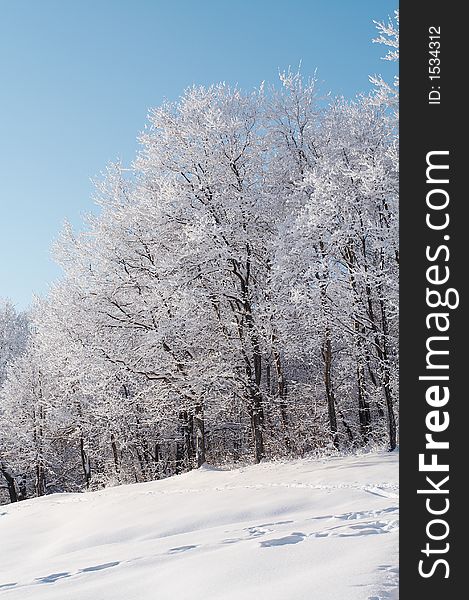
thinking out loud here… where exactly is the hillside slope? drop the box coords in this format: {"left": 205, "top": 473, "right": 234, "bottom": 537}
{"left": 0, "top": 452, "right": 399, "bottom": 600}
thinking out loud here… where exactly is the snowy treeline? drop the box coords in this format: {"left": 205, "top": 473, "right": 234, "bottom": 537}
{"left": 0, "top": 15, "right": 398, "bottom": 504}
{"left": 0, "top": 300, "right": 30, "bottom": 501}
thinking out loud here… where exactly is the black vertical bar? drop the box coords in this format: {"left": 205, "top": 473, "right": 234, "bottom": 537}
{"left": 401, "top": 2, "right": 465, "bottom": 596}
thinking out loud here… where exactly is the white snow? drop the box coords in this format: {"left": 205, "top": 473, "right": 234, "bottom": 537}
{"left": 0, "top": 452, "right": 398, "bottom": 600}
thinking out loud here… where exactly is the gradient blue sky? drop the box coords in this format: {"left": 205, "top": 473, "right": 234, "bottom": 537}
{"left": 0, "top": 0, "right": 396, "bottom": 310}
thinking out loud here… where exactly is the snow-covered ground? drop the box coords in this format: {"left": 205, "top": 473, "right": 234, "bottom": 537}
{"left": 0, "top": 452, "right": 398, "bottom": 600}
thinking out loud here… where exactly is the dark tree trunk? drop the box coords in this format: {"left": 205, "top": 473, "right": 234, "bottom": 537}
{"left": 249, "top": 352, "right": 265, "bottom": 463}
{"left": 135, "top": 446, "right": 147, "bottom": 479}
{"left": 338, "top": 409, "right": 354, "bottom": 443}
{"left": 182, "top": 410, "right": 193, "bottom": 461}
{"left": 175, "top": 440, "right": 184, "bottom": 474}
{"left": 383, "top": 374, "right": 397, "bottom": 451}
{"left": 176, "top": 410, "right": 193, "bottom": 472}
{"left": 379, "top": 295, "right": 397, "bottom": 451}
{"left": 266, "top": 361, "right": 271, "bottom": 396}
{"left": 316, "top": 240, "right": 339, "bottom": 448}
{"left": 230, "top": 254, "right": 265, "bottom": 464}
{"left": 240, "top": 332, "right": 265, "bottom": 463}
{"left": 1, "top": 463, "right": 18, "bottom": 503}
{"left": 111, "top": 433, "right": 120, "bottom": 474}
{"left": 322, "top": 334, "right": 339, "bottom": 449}
{"left": 34, "top": 401, "right": 46, "bottom": 497}
{"left": 342, "top": 243, "right": 372, "bottom": 445}
{"left": 358, "top": 228, "right": 397, "bottom": 449}
{"left": 194, "top": 404, "right": 206, "bottom": 467}
{"left": 35, "top": 463, "right": 45, "bottom": 497}
{"left": 80, "top": 437, "right": 92, "bottom": 489}
{"left": 141, "top": 436, "right": 154, "bottom": 474}
{"left": 357, "top": 361, "right": 371, "bottom": 443}
{"left": 273, "top": 349, "right": 288, "bottom": 428}
{"left": 17, "top": 477, "right": 27, "bottom": 501}
{"left": 360, "top": 245, "right": 397, "bottom": 451}
{"left": 250, "top": 401, "right": 265, "bottom": 463}
{"left": 272, "top": 347, "right": 291, "bottom": 453}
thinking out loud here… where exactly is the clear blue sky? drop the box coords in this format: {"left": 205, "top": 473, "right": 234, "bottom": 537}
{"left": 0, "top": 0, "right": 396, "bottom": 310}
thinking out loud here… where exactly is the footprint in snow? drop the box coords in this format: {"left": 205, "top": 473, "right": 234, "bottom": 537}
{"left": 256, "top": 520, "right": 293, "bottom": 528}
{"left": 260, "top": 532, "right": 306, "bottom": 547}
{"left": 33, "top": 562, "right": 120, "bottom": 586}
{"left": 167, "top": 545, "right": 199, "bottom": 554}
{"left": 0, "top": 583, "right": 17, "bottom": 590}
{"left": 34, "top": 572, "right": 72, "bottom": 584}
{"left": 79, "top": 561, "right": 120, "bottom": 573}
{"left": 244, "top": 526, "right": 270, "bottom": 538}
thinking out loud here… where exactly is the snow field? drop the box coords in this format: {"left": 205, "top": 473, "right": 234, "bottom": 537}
{"left": 0, "top": 452, "right": 398, "bottom": 600}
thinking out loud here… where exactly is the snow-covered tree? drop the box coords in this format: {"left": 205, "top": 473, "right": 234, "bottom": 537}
{"left": 0, "top": 9, "right": 399, "bottom": 503}
{"left": 370, "top": 9, "right": 399, "bottom": 117}
{"left": 0, "top": 300, "right": 29, "bottom": 502}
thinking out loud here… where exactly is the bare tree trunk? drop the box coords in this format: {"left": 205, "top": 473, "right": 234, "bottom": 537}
{"left": 34, "top": 402, "right": 46, "bottom": 497}
{"left": 111, "top": 433, "right": 120, "bottom": 475}
{"left": 322, "top": 334, "right": 339, "bottom": 448}
{"left": 379, "top": 295, "right": 397, "bottom": 450}
{"left": 194, "top": 404, "right": 206, "bottom": 467}
{"left": 357, "top": 215, "right": 397, "bottom": 449}
{"left": 35, "top": 463, "right": 45, "bottom": 497}
{"left": 175, "top": 442, "right": 184, "bottom": 474}
{"left": 317, "top": 240, "right": 339, "bottom": 448}
{"left": 80, "top": 436, "right": 92, "bottom": 489}
{"left": 135, "top": 446, "right": 147, "bottom": 479}
{"left": 248, "top": 349, "right": 265, "bottom": 463}
{"left": 273, "top": 349, "right": 288, "bottom": 428}
{"left": 271, "top": 346, "right": 291, "bottom": 453}
{"left": 176, "top": 410, "right": 193, "bottom": 472}
{"left": 18, "top": 477, "right": 27, "bottom": 501}
{"left": 0, "top": 462, "right": 18, "bottom": 503}
{"left": 239, "top": 334, "right": 265, "bottom": 463}
{"left": 74, "top": 395, "right": 92, "bottom": 488}
{"left": 266, "top": 360, "right": 271, "bottom": 396}
{"left": 343, "top": 243, "right": 372, "bottom": 445}
{"left": 230, "top": 254, "right": 265, "bottom": 463}
{"left": 360, "top": 245, "right": 397, "bottom": 450}
{"left": 357, "top": 360, "right": 371, "bottom": 442}
{"left": 337, "top": 409, "right": 354, "bottom": 443}
{"left": 250, "top": 401, "right": 265, "bottom": 463}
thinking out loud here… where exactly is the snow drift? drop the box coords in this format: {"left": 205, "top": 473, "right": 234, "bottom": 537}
{"left": 0, "top": 452, "right": 399, "bottom": 600}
